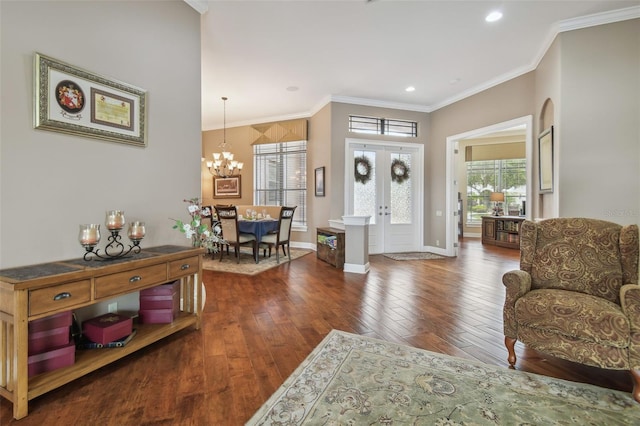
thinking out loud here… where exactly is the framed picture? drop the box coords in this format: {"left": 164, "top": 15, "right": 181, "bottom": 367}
{"left": 34, "top": 53, "right": 147, "bottom": 147}
{"left": 213, "top": 176, "right": 241, "bottom": 198}
{"left": 538, "top": 126, "right": 554, "bottom": 193}
{"left": 315, "top": 166, "right": 325, "bottom": 197}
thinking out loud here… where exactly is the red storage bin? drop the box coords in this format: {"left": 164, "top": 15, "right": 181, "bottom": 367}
{"left": 82, "top": 313, "right": 133, "bottom": 345}
{"left": 29, "top": 311, "right": 72, "bottom": 333}
{"left": 139, "top": 308, "right": 177, "bottom": 324}
{"left": 139, "top": 293, "right": 179, "bottom": 311}
{"left": 140, "top": 280, "right": 179, "bottom": 296}
{"left": 29, "top": 325, "right": 70, "bottom": 354}
{"left": 28, "top": 342, "right": 75, "bottom": 377}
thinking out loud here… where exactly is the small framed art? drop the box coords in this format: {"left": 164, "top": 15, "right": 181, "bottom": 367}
{"left": 538, "top": 126, "right": 554, "bottom": 193}
{"left": 213, "top": 176, "right": 241, "bottom": 198}
{"left": 315, "top": 166, "right": 325, "bottom": 197}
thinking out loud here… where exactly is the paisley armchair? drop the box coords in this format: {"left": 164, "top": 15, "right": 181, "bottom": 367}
{"left": 502, "top": 218, "right": 640, "bottom": 402}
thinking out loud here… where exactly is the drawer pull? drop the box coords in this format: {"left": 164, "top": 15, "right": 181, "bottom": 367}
{"left": 129, "top": 275, "right": 142, "bottom": 283}
{"left": 53, "top": 292, "right": 71, "bottom": 301}
{"left": 180, "top": 264, "right": 191, "bottom": 270}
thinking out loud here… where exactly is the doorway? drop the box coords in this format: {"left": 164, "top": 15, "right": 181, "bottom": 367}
{"left": 445, "top": 116, "right": 533, "bottom": 257}
{"left": 345, "top": 138, "right": 424, "bottom": 254}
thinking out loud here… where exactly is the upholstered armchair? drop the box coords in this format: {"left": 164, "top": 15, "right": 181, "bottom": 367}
{"left": 503, "top": 218, "right": 640, "bottom": 402}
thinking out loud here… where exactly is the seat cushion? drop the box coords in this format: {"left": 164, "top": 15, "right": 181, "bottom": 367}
{"left": 515, "top": 289, "right": 630, "bottom": 348}
{"left": 238, "top": 233, "right": 256, "bottom": 243}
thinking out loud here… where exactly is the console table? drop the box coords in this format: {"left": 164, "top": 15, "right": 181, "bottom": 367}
{"left": 481, "top": 215, "right": 525, "bottom": 249}
{"left": 0, "top": 245, "right": 204, "bottom": 419}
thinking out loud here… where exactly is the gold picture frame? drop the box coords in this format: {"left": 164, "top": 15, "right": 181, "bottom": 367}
{"left": 538, "top": 126, "right": 554, "bottom": 193}
{"left": 213, "top": 176, "right": 241, "bottom": 198}
{"left": 34, "top": 53, "right": 147, "bottom": 147}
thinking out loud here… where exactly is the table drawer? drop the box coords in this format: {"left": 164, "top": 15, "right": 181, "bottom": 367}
{"left": 168, "top": 256, "right": 200, "bottom": 279}
{"left": 29, "top": 280, "right": 91, "bottom": 316}
{"left": 95, "top": 264, "right": 167, "bottom": 299}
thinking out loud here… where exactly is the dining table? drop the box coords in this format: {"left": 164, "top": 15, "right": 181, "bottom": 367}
{"left": 238, "top": 218, "right": 278, "bottom": 262}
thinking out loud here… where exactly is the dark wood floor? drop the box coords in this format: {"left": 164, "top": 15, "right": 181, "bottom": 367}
{"left": 1, "top": 239, "right": 635, "bottom": 425}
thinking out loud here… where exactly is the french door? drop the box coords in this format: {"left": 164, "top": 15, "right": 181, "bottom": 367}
{"left": 346, "top": 139, "right": 423, "bottom": 254}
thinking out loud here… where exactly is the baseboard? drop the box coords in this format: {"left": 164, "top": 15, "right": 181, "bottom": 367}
{"left": 343, "top": 262, "right": 370, "bottom": 274}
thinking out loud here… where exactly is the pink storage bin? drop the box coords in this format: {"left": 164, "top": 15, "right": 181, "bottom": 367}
{"left": 28, "top": 342, "right": 75, "bottom": 377}
{"left": 29, "top": 311, "right": 72, "bottom": 333}
{"left": 139, "top": 293, "right": 179, "bottom": 311}
{"left": 139, "top": 309, "right": 177, "bottom": 324}
{"left": 83, "top": 313, "right": 133, "bottom": 345}
{"left": 29, "top": 325, "right": 70, "bottom": 354}
{"left": 140, "top": 280, "right": 179, "bottom": 296}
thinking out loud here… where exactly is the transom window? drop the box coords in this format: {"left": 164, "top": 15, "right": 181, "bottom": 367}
{"left": 349, "top": 115, "right": 417, "bottom": 137}
{"left": 253, "top": 141, "right": 307, "bottom": 228}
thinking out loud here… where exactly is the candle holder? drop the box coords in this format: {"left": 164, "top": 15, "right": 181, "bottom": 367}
{"left": 79, "top": 211, "right": 145, "bottom": 261}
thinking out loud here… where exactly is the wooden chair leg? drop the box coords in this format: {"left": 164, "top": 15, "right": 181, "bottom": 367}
{"left": 505, "top": 336, "right": 517, "bottom": 366}
{"left": 631, "top": 368, "right": 640, "bottom": 403}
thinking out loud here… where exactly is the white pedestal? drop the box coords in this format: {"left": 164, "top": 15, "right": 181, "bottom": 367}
{"left": 342, "top": 215, "right": 371, "bottom": 274}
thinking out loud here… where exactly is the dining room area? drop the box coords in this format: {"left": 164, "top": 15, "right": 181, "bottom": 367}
{"left": 200, "top": 203, "right": 305, "bottom": 274}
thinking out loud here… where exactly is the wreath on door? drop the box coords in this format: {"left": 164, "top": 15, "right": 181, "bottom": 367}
{"left": 354, "top": 156, "right": 372, "bottom": 184}
{"left": 390, "top": 158, "right": 410, "bottom": 183}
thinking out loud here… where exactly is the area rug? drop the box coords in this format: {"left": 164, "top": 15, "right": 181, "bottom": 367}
{"left": 247, "top": 330, "right": 639, "bottom": 425}
{"left": 202, "top": 248, "right": 311, "bottom": 275}
{"left": 384, "top": 251, "right": 445, "bottom": 261}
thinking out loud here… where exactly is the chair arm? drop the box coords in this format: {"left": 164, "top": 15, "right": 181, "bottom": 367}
{"left": 502, "top": 270, "right": 532, "bottom": 338}
{"left": 621, "top": 284, "right": 640, "bottom": 369}
{"left": 621, "top": 284, "right": 640, "bottom": 332}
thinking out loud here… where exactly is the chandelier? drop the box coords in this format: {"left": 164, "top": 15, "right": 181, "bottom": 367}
{"left": 205, "top": 96, "right": 243, "bottom": 177}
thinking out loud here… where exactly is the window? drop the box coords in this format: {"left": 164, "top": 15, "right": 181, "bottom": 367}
{"left": 349, "top": 115, "right": 417, "bottom": 137}
{"left": 254, "top": 140, "right": 307, "bottom": 228}
{"left": 466, "top": 158, "right": 526, "bottom": 224}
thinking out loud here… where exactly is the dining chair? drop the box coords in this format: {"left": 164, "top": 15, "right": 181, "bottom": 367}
{"left": 260, "top": 206, "right": 296, "bottom": 263}
{"left": 214, "top": 205, "right": 257, "bottom": 263}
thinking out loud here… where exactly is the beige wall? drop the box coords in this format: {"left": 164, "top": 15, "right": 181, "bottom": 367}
{"left": 558, "top": 19, "right": 639, "bottom": 223}
{"left": 0, "top": 1, "right": 202, "bottom": 268}
{"left": 428, "top": 73, "right": 536, "bottom": 247}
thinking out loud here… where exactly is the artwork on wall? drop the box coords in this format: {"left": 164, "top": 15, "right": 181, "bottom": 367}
{"left": 538, "top": 126, "right": 554, "bottom": 193}
{"left": 34, "top": 53, "right": 147, "bottom": 147}
{"left": 214, "top": 176, "right": 241, "bottom": 198}
{"left": 315, "top": 166, "right": 325, "bottom": 197}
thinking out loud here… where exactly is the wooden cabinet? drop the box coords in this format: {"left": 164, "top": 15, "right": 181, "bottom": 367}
{"left": 0, "top": 245, "right": 203, "bottom": 419}
{"left": 481, "top": 216, "right": 525, "bottom": 249}
{"left": 316, "top": 227, "right": 345, "bottom": 268}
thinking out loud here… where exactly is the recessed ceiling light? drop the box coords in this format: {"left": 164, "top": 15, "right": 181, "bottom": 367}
{"left": 286, "top": 86, "right": 299, "bottom": 92}
{"left": 485, "top": 11, "right": 503, "bottom": 22}
{"left": 405, "top": 86, "right": 416, "bottom": 92}
{"left": 449, "top": 78, "right": 461, "bottom": 85}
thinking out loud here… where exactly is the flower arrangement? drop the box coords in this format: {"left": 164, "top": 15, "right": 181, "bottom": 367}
{"left": 171, "top": 198, "right": 223, "bottom": 252}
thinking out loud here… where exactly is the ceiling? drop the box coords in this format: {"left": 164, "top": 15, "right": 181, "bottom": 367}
{"left": 196, "top": 1, "right": 639, "bottom": 130}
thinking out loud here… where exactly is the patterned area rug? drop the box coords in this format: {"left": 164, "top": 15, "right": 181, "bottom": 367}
{"left": 384, "top": 252, "right": 446, "bottom": 261}
{"left": 202, "top": 248, "right": 311, "bottom": 275}
{"left": 247, "top": 330, "right": 639, "bottom": 425}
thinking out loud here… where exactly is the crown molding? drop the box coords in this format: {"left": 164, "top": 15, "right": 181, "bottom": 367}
{"left": 202, "top": 6, "right": 639, "bottom": 128}
{"left": 329, "top": 95, "right": 432, "bottom": 113}
{"left": 558, "top": 5, "right": 640, "bottom": 33}
{"left": 184, "top": 0, "right": 208, "bottom": 15}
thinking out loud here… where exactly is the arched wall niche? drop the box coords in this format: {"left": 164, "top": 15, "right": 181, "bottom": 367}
{"left": 538, "top": 98, "right": 555, "bottom": 218}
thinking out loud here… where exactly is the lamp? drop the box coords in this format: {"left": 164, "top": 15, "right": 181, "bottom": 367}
{"left": 205, "top": 96, "right": 243, "bottom": 177}
{"left": 490, "top": 192, "right": 505, "bottom": 216}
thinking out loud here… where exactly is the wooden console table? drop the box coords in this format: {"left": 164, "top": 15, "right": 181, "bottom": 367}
{"left": 0, "top": 245, "right": 204, "bottom": 419}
